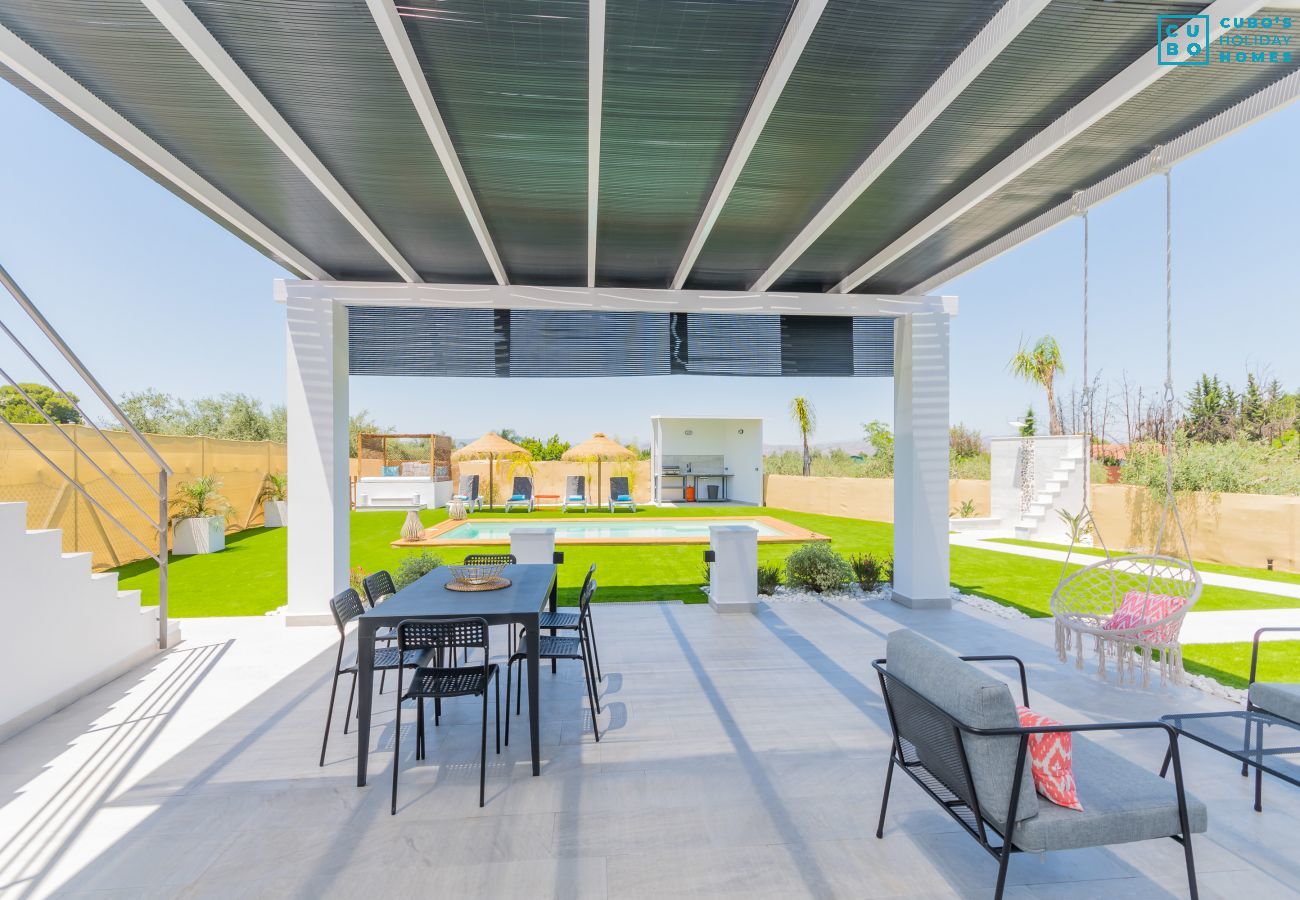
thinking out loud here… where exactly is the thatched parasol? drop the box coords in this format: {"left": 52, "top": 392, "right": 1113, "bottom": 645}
{"left": 562, "top": 433, "right": 635, "bottom": 506}
{"left": 452, "top": 432, "right": 530, "bottom": 510}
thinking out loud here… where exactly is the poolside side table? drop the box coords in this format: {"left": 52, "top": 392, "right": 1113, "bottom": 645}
{"left": 1160, "top": 709, "right": 1300, "bottom": 811}
{"left": 534, "top": 493, "right": 560, "bottom": 508}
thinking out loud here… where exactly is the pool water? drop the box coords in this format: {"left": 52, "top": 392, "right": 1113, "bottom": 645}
{"left": 441, "top": 517, "right": 787, "bottom": 542}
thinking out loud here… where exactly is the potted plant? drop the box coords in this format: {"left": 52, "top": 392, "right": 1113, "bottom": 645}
{"left": 170, "top": 475, "right": 233, "bottom": 554}
{"left": 258, "top": 472, "right": 288, "bottom": 527}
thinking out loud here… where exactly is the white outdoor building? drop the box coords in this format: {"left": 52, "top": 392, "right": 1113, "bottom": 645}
{"left": 650, "top": 416, "right": 764, "bottom": 506}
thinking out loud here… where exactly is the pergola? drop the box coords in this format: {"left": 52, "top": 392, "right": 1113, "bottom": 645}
{"left": 4, "top": 0, "right": 1298, "bottom": 624}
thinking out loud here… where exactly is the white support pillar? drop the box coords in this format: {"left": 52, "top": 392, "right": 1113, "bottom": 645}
{"left": 283, "top": 296, "right": 349, "bottom": 626}
{"left": 892, "top": 311, "right": 951, "bottom": 609}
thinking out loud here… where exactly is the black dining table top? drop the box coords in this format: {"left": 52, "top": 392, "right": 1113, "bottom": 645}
{"left": 358, "top": 563, "right": 556, "bottom": 624}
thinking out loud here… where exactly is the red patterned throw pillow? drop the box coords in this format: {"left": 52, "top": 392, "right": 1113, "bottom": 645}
{"left": 1016, "top": 706, "right": 1083, "bottom": 811}
{"left": 1104, "top": 590, "right": 1186, "bottom": 644}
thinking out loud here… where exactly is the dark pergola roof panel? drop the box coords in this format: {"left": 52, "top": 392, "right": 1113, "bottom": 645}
{"left": 403, "top": 1, "right": 589, "bottom": 285}
{"left": 4, "top": 1, "right": 1296, "bottom": 296}
{"left": 596, "top": 0, "right": 795, "bottom": 286}
{"left": 0, "top": 0, "right": 395, "bottom": 280}
{"left": 684, "top": 0, "right": 1004, "bottom": 290}
{"left": 771, "top": 0, "right": 1197, "bottom": 292}
{"left": 347, "top": 306, "right": 894, "bottom": 377}
{"left": 184, "top": 0, "right": 497, "bottom": 283}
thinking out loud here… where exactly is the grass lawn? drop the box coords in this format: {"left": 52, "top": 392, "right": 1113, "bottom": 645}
{"left": 115, "top": 505, "right": 1299, "bottom": 619}
{"left": 1182, "top": 641, "right": 1300, "bottom": 690}
{"left": 990, "top": 538, "right": 1300, "bottom": 587}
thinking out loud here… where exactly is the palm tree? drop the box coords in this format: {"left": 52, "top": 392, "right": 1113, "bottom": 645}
{"left": 789, "top": 396, "right": 816, "bottom": 476}
{"left": 1010, "top": 336, "right": 1065, "bottom": 436}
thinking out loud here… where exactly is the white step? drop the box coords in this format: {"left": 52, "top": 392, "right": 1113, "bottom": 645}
{"left": 0, "top": 502, "right": 29, "bottom": 538}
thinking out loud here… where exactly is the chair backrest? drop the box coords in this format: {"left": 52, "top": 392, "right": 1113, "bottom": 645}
{"left": 609, "top": 476, "right": 630, "bottom": 499}
{"left": 398, "top": 617, "right": 489, "bottom": 655}
{"left": 512, "top": 476, "right": 533, "bottom": 498}
{"left": 566, "top": 475, "right": 585, "bottom": 497}
{"left": 882, "top": 630, "right": 1039, "bottom": 826}
{"left": 362, "top": 570, "right": 396, "bottom": 607}
{"left": 579, "top": 563, "right": 596, "bottom": 596}
{"left": 457, "top": 474, "right": 479, "bottom": 499}
{"left": 578, "top": 577, "right": 597, "bottom": 615}
{"left": 330, "top": 588, "right": 366, "bottom": 633}
{"left": 463, "top": 553, "right": 516, "bottom": 566}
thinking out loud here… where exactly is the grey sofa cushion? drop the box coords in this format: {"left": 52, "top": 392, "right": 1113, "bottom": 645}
{"left": 886, "top": 630, "right": 1039, "bottom": 824}
{"left": 1250, "top": 682, "right": 1300, "bottom": 724}
{"left": 1008, "top": 736, "right": 1207, "bottom": 852}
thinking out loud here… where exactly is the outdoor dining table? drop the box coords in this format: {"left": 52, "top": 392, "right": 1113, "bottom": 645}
{"left": 353, "top": 562, "right": 558, "bottom": 784}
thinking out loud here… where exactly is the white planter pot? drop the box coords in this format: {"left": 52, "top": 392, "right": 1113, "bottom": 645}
{"left": 172, "top": 516, "right": 226, "bottom": 555}
{"left": 263, "top": 500, "right": 288, "bottom": 528}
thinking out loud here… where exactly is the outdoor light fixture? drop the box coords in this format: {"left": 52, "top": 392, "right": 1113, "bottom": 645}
{"left": 685, "top": 429, "right": 693, "bottom": 436}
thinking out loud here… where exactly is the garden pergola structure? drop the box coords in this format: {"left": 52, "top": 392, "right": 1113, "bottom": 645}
{"left": 4, "top": 0, "right": 1299, "bottom": 624}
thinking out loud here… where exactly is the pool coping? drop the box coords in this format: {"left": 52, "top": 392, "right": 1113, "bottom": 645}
{"left": 392, "top": 514, "right": 828, "bottom": 547}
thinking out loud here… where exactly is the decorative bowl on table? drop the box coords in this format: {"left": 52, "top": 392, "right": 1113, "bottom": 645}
{"left": 446, "top": 561, "right": 508, "bottom": 586}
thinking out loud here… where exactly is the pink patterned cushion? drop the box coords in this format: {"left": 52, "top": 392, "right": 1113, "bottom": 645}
{"left": 1105, "top": 590, "right": 1186, "bottom": 643}
{"left": 1017, "top": 706, "right": 1083, "bottom": 811}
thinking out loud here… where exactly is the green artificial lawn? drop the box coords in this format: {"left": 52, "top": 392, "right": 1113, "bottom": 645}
{"left": 115, "top": 505, "right": 1299, "bottom": 620}
{"left": 1182, "top": 641, "right": 1300, "bottom": 690}
{"left": 990, "top": 538, "right": 1300, "bottom": 587}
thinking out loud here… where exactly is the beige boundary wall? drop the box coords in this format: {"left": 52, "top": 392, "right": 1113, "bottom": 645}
{"left": 763, "top": 473, "right": 1299, "bottom": 574}
{"left": 0, "top": 424, "right": 287, "bottom": 570}
{"left": 764, "top": 474, "right": 991, "bottom": 521}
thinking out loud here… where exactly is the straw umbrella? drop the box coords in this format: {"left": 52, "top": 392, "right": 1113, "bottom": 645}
{"left": 452, "top": 431, "right": 530, "bottom": 510}
{"left": 562, "top": 433, "right": 636, "bottom": 507}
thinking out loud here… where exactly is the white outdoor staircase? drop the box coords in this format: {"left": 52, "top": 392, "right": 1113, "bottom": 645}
{"left": 0, "top": 501, "right": 173, "bottom": 741}
{"left": 1013, "top": 449, "right": 1086, "bottom": 541}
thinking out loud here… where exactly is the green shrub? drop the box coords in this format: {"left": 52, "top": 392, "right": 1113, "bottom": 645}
{"left": 394, "top": 551, "right": 443, "bottom": 589}
{"left": 785, "top": 543, "right": 853, "bottom": 593}
{"left": 1121, "top": 438, "right": 1300, "bottom": 496}
{"left": 757, "top": 562, "right": 782, "bottom": 595}
{"left": 848, "top": 552, "right": 891, "bottom": 592}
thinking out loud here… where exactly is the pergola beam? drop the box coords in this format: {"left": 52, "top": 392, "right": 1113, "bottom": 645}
{"left": 672, "top": 0, "right": 828, "bottom": 290}
{"left": 365, "top": 0, "right": 508, "bottom": 285}
{"left": 0, "top": 23, "right": 327, "bottom": 280}
{"left": 588, "top": 0, "right": 606, "bottom": 287}
{"left": 140, "top": 0, "right": 422, "bottom": 283}
{"left": 276, "top": 278, "right": 955, "bottom": 319}
{"left": 907, "top": 66, "right": 1300, "bottom": 295}
{"left": 833, "top": 0, "right": 1265, "bottom": 294}
{"left": 751, "top": 0, "right": 1050, "bottom": 292}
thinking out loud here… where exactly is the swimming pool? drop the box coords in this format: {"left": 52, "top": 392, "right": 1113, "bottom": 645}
{"left": 405, "top": 515, "right": 825, "bottom": 546}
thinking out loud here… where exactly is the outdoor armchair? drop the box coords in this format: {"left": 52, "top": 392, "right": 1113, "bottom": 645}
{"left": 608, "top": 476, "right": 635, "bottom": 513}
{"left": 563, "top": 475, "right": 588, "bottom": 512}
{"left": 1245, "top": 627, "right": 1300, "bottom": 725}
{"left": 504, "top": 476, "right": 534, "bottom": 513}
{"left": 874, "top": 629, "right": 1205, "bottom": 900}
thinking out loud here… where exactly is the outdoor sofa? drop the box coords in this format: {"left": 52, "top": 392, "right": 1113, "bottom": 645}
{"left": 874, "top": 629, "right": 1205, "bottom": 899}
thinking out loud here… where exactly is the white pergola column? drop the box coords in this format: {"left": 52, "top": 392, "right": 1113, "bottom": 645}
{"left": 892, "top": 311, "right": 951, "bottom": 609}
{"left": 283, "top": 295, "right": 349, "bottom": 626}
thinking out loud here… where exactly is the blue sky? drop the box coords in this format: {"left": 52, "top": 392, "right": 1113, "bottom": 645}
{"left": 2, "top": 77, "right": 1297, "bottom": 447}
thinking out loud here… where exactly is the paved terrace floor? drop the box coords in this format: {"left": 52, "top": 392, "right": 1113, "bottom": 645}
{"left": 1, "top": 600, "right": 1297, "bottom": 899}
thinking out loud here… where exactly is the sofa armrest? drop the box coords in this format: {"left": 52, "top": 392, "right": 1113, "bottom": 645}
{"left": 1250, "top": 628, "right": 1300, "bottom": 688}
{"left": 959, "top": 655, "right": 1029, "bottom": 706}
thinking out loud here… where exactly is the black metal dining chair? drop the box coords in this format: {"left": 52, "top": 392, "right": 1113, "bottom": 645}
{"left": 463, "top": 553, "right": 518, "bottom": 658}
{"left": 505, "top": 577, "right": 601, "bottom": 744}
{"left": 320, "top": 588, "right": 428, "bottom": 767}
{"left": 392, "top": 617, "right": 500, "bottom": 812}
{"left": 362, "top": 570, "right": 400, "bottom": 693}
{"left": 536, "top": 563, "right": 603, "bottom": 681}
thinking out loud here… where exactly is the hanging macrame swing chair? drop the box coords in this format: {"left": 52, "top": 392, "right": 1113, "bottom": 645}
{"left": 1050, "top": 169, "right": 1202, "bottom": 687}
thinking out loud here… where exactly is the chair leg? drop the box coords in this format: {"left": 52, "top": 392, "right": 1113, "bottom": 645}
{"left": 343, "top": 672, "right": 357, "bottom": 735}
{"left": 391, "top": 688, "right": 403, "bottom": 815}
{"left": 319, "top": 669, "right": 342, "bottom": 767}
{"left": 416, "top": 698, "right": 425, "bottom": 761}
{"left": 480, "top": 688, "right": 489, "bottom": 808}
{"left": 581, "top": 653, "right": 601, "bottom": 742}
{"left": 992, "top": 842, "right": 1013, "bottom": 900}
{"left": 379, "top": 667, "right": 387, "bottom": 695}
{"left": 875, "top": 752, "right": 896, "bottom": 838}
{"left": 587, "top": 611, "right": 603, "bottom": 682}
{"left": 504, "top": 658, "right": 514, "bottom": 747}
{"left": 581, "top": 628, "right": 601, "bottom": 714}
{"left": 494, "top": 670, "right": 501, "bottom": 754}
{"left": 516, "top": 659, "right": 524, "bottom": 716}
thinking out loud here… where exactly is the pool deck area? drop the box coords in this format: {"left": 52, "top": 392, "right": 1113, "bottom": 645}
{"left": 394, "top": 514, "right": 829, "bottom": 548}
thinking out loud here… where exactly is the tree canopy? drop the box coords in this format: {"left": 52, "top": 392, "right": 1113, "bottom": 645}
{"left": 118, "top": 389, "right": 285, "bottom": 442}
{"left": 0, "top": 383, "right": 82, "bottom": 425}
